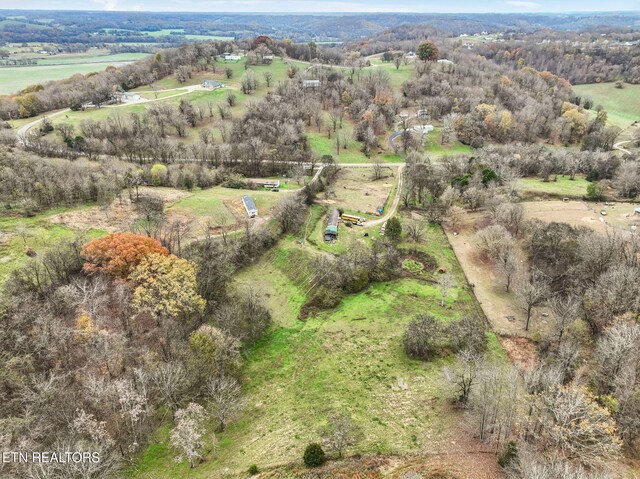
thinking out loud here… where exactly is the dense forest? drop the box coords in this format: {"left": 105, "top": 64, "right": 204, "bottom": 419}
{"left": 2, "top": 10, "right": 640, "bottom": 44}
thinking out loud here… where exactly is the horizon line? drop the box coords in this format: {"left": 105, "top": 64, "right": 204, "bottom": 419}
{"left": 1, "top": 8, "right": 640, "bottom": 14}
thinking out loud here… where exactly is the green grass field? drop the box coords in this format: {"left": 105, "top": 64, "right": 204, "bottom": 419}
{"left": 0, "top": 54, "right": 149, "bottom": 94}
{"left": 519, "top": 176, "right": 590, "bottom": 198}
{"left": 0, "top": 208, "right": 105, "bottom": 285}
{"left": 129, "top": 220, "right": 493, "bottom": 478}
{"left": 423, "top": 127, "right": 473, "bottom": 157}
{"left": 572, "top": 82, "right": 640, "bottom": 129}
{"left": 368, "top": 58, "right": 415, "bottom": 89}
{"left": 167, "top": 186, "right": 282, "bottom": 226}
{"left": 308, "top": 129, "right": 404, "bottom": 164}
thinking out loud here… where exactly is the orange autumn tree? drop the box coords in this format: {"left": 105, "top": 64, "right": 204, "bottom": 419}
{"left": 82, "top": 232, "right": 169, "bottom": 278}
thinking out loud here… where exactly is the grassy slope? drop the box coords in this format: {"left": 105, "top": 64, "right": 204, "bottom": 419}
{"left": 129, "top": 222, "right": 498, "bottom": 478}
{"left": 572, "top": 82, "right": 640, "bottom": 129}
{"left": 47, "top": 58, "right": 291, "bottom": 133}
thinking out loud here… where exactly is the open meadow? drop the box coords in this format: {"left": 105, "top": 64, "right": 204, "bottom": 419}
{"left": 0, "top": 53, "right": 150, "bottom": 94}
{"left": 128, "top": 218, "right": 505, "bottom": 479}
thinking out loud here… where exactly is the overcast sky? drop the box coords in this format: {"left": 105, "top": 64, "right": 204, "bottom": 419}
{"left": 1, "top": 0, "right": 639, "bottom": 13}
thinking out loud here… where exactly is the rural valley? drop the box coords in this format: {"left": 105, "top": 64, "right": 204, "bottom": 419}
{"left": 0, "top": 6, "right": 640, "bottom": 479}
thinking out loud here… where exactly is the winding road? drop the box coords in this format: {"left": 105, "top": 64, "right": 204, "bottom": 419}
{"left": 613, "top": 140, "right": 633, "bottom": 155}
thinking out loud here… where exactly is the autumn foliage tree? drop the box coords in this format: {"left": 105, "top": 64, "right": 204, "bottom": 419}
{"left": 82, "top": 233, "right": 169, "bottom": 278}
{"left": 129, "top": 253, "right": 206, "bottom": 321}
{"left": 417, "top": 41, "right": 439, "bottom": 62}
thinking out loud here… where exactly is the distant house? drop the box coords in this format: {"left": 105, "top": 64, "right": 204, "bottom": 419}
{"left": 437, "top": 59, "right": 455, "bottom": 65}
{"left": 263, "top": 55, "right": 274, "bottom": 61}
{"left": 242, "top": 195, "right": 258, "bottom": 218}
{"left": 416, "top": 109, "right": 429, "bottom": 118}
{"left": 224, "top": 54, "right": 242, "bottom": 61}
{"left": 302, "top": 79, "right": 321, "bottom": 89}
{"left": 202, "top": 80, "right": 223, "bottom": 90}
{"left": 410, "top": 125, "right": 434, "bottom": 134}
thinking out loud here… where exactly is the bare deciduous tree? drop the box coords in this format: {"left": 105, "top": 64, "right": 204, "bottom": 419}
{"left": 323, "top": 412, "right": 360, "bottom": 458}
{"left": 170, "top": 402, "right": 209, "bottom": 468}
{"left": 437, "top": 273, "right": 456, "bottom": 307}
{"left": 152, "top": 361, "right": 188, "bottom": 412}
{"left": 443, "top": 349, "right": 483, "bottom": 405}
{"left": 548, "top": 294, "right": 580, "bottom": 341}
{"left": 516, "top": 270, "right": 550, "bottom": 331}
{"left": 495, "top": 246, "right": 520, "bottom": 293}
{"left": 536, "top": 385, "right": 621, "bottom": 467}
{"left": 206, "top": 375, "right": 245, "bottom": 432}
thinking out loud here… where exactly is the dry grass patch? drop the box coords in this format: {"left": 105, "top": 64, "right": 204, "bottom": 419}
{"left": 47, "top": 187, "right": 190, "bottom": 232}
{"left": 320, "top": 167, "right": 396, "bottom": 218}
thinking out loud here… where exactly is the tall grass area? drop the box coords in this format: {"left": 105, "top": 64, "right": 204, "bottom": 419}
{"left": 0, "top": 208, "right": 105, "bottom": 285}
{"left": 572, "top": 82, "right": 640, "bottom": 129}
{"left": 128, "top": 222, "right": 498, "bottom": 478}
{"left": 308, "top": 129, "right": 404, "bottom": 164}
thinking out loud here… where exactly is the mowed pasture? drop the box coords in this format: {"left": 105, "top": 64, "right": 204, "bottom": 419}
{"left": 167, "top": 186, "right": 283, "bottom": 233}
{"left": 320, "top": 167, "right": 397, "bottom": 218}
{"left": 307, "top": 130, "right": 404, "bottom": 164}
{"left": 421, "top": 126, "right": 473, "bottom": 157}
{"left": 518, "top": 176, "right": 590, "bottom": 199}
{"left": 0, "top": 53, "right": 149, "bottom": 94}
{"left": 572, "top": 82, "right": 640, "bottom": 129}
{"left": 46, "top": 185, "right": 284, "bottom": 238}
{"left": 523, "top": 200, "right": 640, "bottom": 233}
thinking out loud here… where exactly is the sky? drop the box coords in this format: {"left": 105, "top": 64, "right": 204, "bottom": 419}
{"left": 0, "top": 0, "right": 639, "bottom": 12}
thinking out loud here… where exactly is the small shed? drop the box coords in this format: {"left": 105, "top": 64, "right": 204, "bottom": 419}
{"left": 242, "top": 195, "right": 258, "bottom": 218}
{"left": 410, "top": 124, "right": 434, "bottom": 133}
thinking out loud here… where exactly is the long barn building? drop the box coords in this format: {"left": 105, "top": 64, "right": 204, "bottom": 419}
{"left": 324, "top": 208, "right": 340, "bottom": 241}
{"left": 242, "top": 195, "right": 258, "bottom": 218}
